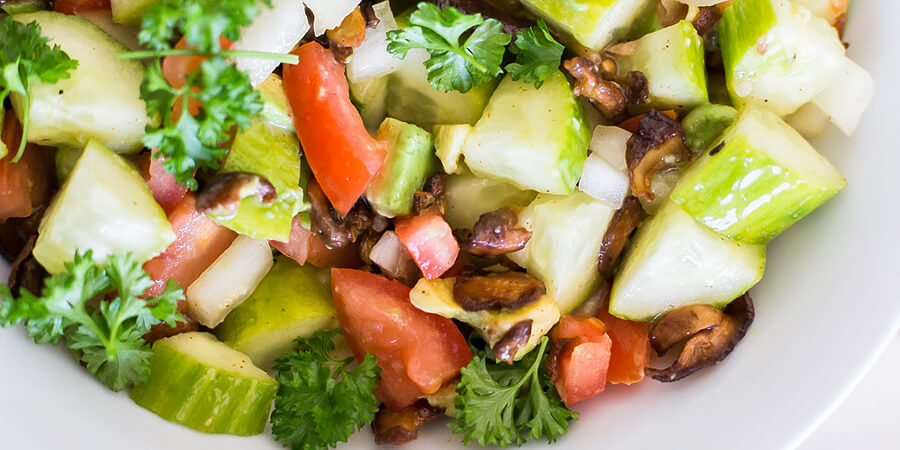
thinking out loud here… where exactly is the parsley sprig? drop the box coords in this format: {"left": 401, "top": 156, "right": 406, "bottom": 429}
{"left": 0, "top": 251, "right": 184, "bottom": 392}
{"left": 506, "top": 20, "right": 564, "bottom": 89}
{"left": 0, "top": 17, "right": 77, "bottom": 162}
{"left": 271, "top": 329, "right": 381, "bottom": 450}
{"left": 451, "top": 336, "right": 577, "bottom": 446}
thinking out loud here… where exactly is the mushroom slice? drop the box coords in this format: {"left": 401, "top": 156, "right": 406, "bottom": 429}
{"left": 7, "top": 235, "right": 46, "bottom": 296}
{"left": 492, "top": 319, "right": 533, "bottom": 364}
{"left": 564, "top": 57, "right": 628, "bottom": 120}
{"left": 306, "top": 178, "right": 355, "bottom": 249}
{"left": 372, "top": 400, "right": 444, "bottom": 445}
{"left": 196, "top": 172, "right": 277, "bottom": 218}
{"left": 454, "top": 272, "right": 546, "bottom": 312}
{"left": 461, "top": 207, "right": 532, "bottom": 257}
{"left": 646, "top": 294, "right": 755, "bottom": 382}
{"left": 648, "top": 304, "right": 725, "bottom": 355}
{"left": 596, "top": 196, "right": 645, "bottom": 279}
{"left": 625, "top": 110, "right": 691, "bottom": 201}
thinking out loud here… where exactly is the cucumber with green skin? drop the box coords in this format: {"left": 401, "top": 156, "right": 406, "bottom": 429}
{"left": 610, "top": 201, "right": 766, "bottom": 322}
{"left": 10, "top": 11, "right": 154, "bottom": 153}
{"left": 110, "top": 0, "right": 158, "bottom": 26}
{"left": 521, "top": 0, "right": 653, "bottom": 51}
{"left": 33, "top": 140, "right": 174, "bottom": 274}
{"left": 433, "top": 124, "right": 471, "bottom": 175}
{"left": 216, "top": 256, "right": 338, "bottom": 369}
{"left": 365, "top": 118, "right": 439, "bottom": 218}
{"left": 462, "top": 71, "right": 591, "bottom": 195}
{"left": 670, "top": 106, "right": 846, "bottom": 245}
{"left": 616, "top": 21, "right": 709, "bottom": 113}
{"left": 130, "top": 332, "right": 277, "bottom": 436}
{"left": 443, "top": 169, "right": 537, "bottom": 230}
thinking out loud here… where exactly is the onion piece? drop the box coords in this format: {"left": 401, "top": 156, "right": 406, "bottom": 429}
{"left": 347, "top": 1, "right": 404, "bottom": 83}
{"left": 369, "top": 231, "right": 416, "bottom": 281}
{"left": 304, "top": 0, "right": 360, "bottom": 36}
{"left": 233, "top": 0, "right": 309, "bottom": 87}
{"left": 579, "top": 154, "right": 629, "bottom": 210}
{"left": 589, "top": 125, "right": 632, "bottom": 174}
{"left": 811, "top": 57, "right": 874, "bottom": 136}
{"left": 785, "top": 102, "right": 829, "bottom": 140}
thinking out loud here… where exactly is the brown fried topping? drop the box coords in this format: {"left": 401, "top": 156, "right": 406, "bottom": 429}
{"left": 625, "top": 110, "right": 691, "bottom": 201}
{"left": 453, "top": 272, "right": 546, "bottom": 312}
{"left": 307, "top": 178, "right": 356, "bottom": 249}
{"left": 7, "top": 235, "right": 46, "bottom": 296}
{"left": 411, "top": 174, "right": 448, "bottom": 217}
{"left": 360, "top": 1, "right": 380, "bottom": 28}
{"left": 461, "top": 207, "right": 531, "bottom": 257}
{"left": 692, "top": 6, "right": 722, "bottom": 43}
{"left": 196, "top": 172, "right": 276, "bottom": 218}
{"left": 622, "top": 71, "right": 649, "bottom": 105}
{"left": 372, "top": 400, "right": 444, "bottom": 445}
{"left": 326, "top": 7, "right": 367, "bottom": 48}
{"left": 564, "top": 57, "right": 627, "bottom": 120}
{"left": 492, "top": 319, "right": 533, "bottom": 364}
{"left": 597, "top": 197, "right": 646, "bottom": 279}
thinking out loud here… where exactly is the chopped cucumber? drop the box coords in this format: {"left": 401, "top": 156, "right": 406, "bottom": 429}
{"left": 616, "top": 21, "right": 709, "bottom": 112}
{"left": 670, "top": 106, "right": 846, "bottom": 244}
{"left": 349, "top": 75, "right": 390, "bottom": 134}
{"left": 216, "top": 256, "right": 338, "bottom": 369}
{"left": 681, "top": 103, "right": 738, "bottom": 152}
{"left": 1, "top": 0, "right": 47, "bottom": 15}
{"left": 257, "top": 74, "right": 295, "bottom": 132}
{"left": 365, "top": 118, "right": 438, "bottom": 217}
{"left": 33, "top": 141, "right": 174, "bottom": 274}
{"left": 211, "top": 117, "right": 306, "bottom": 243}
{"left": 54, "top": 147, "right": 81, "bottom": 184}
{"left": 521, "top": 0, "right": 653, "bottom": 51}
{"left": 508, "top": 192, "right": 615, "bottom": 314}
{"left": 609, "top": 201, "right": 766, "bottom": 321}
{"left": 109, "top": 0, "right": 157, "bottom": 26}
{"left": 11, "top": 11, "right": 154, "bottom": 153}
{"left": 462, "top": 71, "right": 591, "bottom": 195}
{"left": 810, "top": 57, "right": 873, "bottom": 136}
{"left": 718, "top": 0, "right": 847, "bottom": 116}
{"left": 130, "top": 332, "right": 277, "bottom": 436}
{"left": 410, "top": 278, "right": 560, "bottom": 362}
{"left": 444, "top": 170, "right": 537, "bottom": 230}
{"left": 433, "top": 124, "right": 471, "bottom": 175}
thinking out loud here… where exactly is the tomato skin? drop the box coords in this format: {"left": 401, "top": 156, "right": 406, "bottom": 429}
{"left": 53, "top": 0, "right": 110, "bottom": 15}
{"left": 598, "top": 304, "right": 650, "bottom": 385}
{"left": 283, "top": 42, "right": 387, "bottom": 216}
{"left": 0, "top": 111, "right": 54, "bottom": 223}
{"left": 140, "top": 149, "right": 188, "bottom": 213}
{"left": 394, "top": 214, "right": 459, "bottom": 280}
{"left": 142, "top": 194, "right": 237, "bottom": 297}
{"left": 270, "top": 216, "right": 363, "bottom": 269}
{"left": 549, "top": 316, "right": 612, "bottom": 405}
{"left": 331, "top": 269, "right": 472, "bottom": 410}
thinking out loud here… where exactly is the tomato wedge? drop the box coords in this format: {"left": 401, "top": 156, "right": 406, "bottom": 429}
{"left": 283, "top": 42, "right": 387, "bottom": 216}
{"left": 53, "top": 0, "right": 110, "bottom": 15}
{"left": 141, "top": 149, "right": 188, "bottom": 214}
{"left": 270, "top": 216, "right": 362, "bottom": 269}
{"left": 0, "top": 111, "right": 54, "bottom": 223}
{"left": 331, "top": 269, "right": 472, "bottom": 410}
{"left": 549, "top": 316, "right": 612, "bottom": 405}
{"left": 598, "top": 303, "right": 650, "bottom": 385}
{"left": 394, "top": 214, "right": 459, "bottom": 280}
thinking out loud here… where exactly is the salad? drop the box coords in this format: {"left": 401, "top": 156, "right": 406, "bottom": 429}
{"left": 0, "top": 0, "right": 871, "bottom": 448}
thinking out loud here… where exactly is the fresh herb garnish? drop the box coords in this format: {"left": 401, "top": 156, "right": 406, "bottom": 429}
{"left": 0, "top": 251, "right": 184, "bottom": 392}
{"left": 271, "top": 329, "right": 381, "bottom": 450}
{"left": 0, "top": 17, "right": 78, "bottom": 162}
{"left": 506, "top": 20, "right": 564, "bottom": 89}
{"left": 451, "top": 336, "right": 577, "bottom": 446}
{"left": 386, "top": 2, "right": 510, "bottom": 93}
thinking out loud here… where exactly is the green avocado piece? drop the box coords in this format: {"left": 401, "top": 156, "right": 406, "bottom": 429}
{"left": 365, "top": 118, "right": 438, "bottom": 217}
{"left": 681, "top": 103, "right": 738, "bottom": 152}
{"left": 670, "top": 106, "right": 846, "bottom": 244}
{"left": 215, "top": 256, "right": 338, "bottom": 369}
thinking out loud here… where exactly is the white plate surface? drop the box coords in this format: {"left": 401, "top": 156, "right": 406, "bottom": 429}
{"left": 2, "top": 2, "right": 899, "bottom": 449}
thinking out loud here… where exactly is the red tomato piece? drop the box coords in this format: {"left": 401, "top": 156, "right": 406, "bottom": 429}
{"left": 270, "top": 215, "right": 363, "bottom": 269}
{"left": 163, "top": 36, "right": 233, "bottom": 120}
{"left": 394, "top": 214, "right": 459, "bottom": 280}
{"left": 331, "top": 269, "right": 472, "bottom": 410}
{"left": 140, "top": 149, "right": 187, "bottom": 214}
{"left": 549, "top": 316, "right": 612, "bottom": 405}
{"left": 598, "top": 304, "right": 650, "bottom": 385}
{"left": 0, "top": 111, "right": 54, "bottom": 223}
{"left": 283, "top": 42, "right": 387, "bottom": 216}
{"left": 142, "top": 194, "right": 237, "bottom": 297}
{"left": 53, "top": 0, "right": 110, "bottom": 15}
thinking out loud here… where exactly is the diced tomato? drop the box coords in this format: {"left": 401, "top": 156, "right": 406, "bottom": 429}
{"left": 283, "top": 42, "right": 387, "bottom": 216}
{"left": 0, "top": 111, "right": 54, "bottom": 223}
{"left": 141, "top": 150, "right": 187, "bottom": 213}
{"left": 53, "top": 0, "right": 110, "bottom": 15}
{"left": 549, "top": 316, "right": 612, "bottom": 405}
{"left": 162, "top": 36, "right": 233, "bottom": 120}
{"left": 394, "top": 214, "right": 459, "bottom": 280}
{"left": 331, "top": 269, "right": 472, "bottom": 410}
{"left": 598, "top": 303, "right": 650, "bottom": 385}
{"left": 618, "top": 110, "right": 679, "bottom": 134}
{"left": 270, "top": 215, "right": 363, "bottom": 268}
{"left": 142, "top": 194, "right": 237, "bottom": 297}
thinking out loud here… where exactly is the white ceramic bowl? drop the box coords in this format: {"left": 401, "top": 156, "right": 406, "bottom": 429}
{"left": 2, "top": 2, "right": 899, "bottom": 449}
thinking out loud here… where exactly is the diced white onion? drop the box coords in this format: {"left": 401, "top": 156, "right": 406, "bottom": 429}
{"left": 186, "top": 236, "right": 274, "bottom": 328}
{"left": 346, "top": 1, "right": 404, "bottom": 83}
{"left": 579, "top": 153, "right": 629, "bottom": 210}
{"left": 233, "top": 0, "right": 309, "bottom": 88}
{"left": 304, "top": 0, "right": 359, "bottom": 36}
{"left": 811, "top": 57, "right": 874, "bottom": 136}
{"left": 369, "top": 231, "right": 413, "bottom": 280}
{"left": 589, "top": 125, "right": 632, "bottom": 174}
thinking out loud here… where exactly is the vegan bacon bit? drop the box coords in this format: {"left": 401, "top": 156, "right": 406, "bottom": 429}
{"left": 492, "top": 319, "right": 534, "bottom": 364}
{"left": 564, "top": 56, "right": 627, "bottom": 120}
{"left": 461, "top": 207, "right": 531, "bottom": 257}
{"left": 597, "top": 197, "right": 646, "bottom": 279}
{"left": 453, "top": 271, "right": 546, "bottom": 312}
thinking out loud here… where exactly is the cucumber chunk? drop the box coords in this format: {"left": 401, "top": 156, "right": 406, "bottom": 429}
{"left": 365, "top": 118, "right": 437, "bottom": 217}
{"left": 521, "top": 0, "right": 653, "bottom": 51}
{"left": 462, "top": 71, "right": 591, "bottom": 195}
{"left": 54, "top": 147, "right": 81, "bottom": 184}
{"left": 444, "top": 169, "right": 537, "bottom": 230}
{"left": 616, "top": 21, "right": 708, "bottom": 112}
{"left": 508, "top": 192, "right": 615, "bottom": 314}
{"left": 609, "top": 201, "right": 766, "bottom": 321}
{"left": 11, "top": 11, "right": 153, "bottom": 153}
{"left": 349, "top": 75, "right": 390, "bottom": 134}
{"left": 433, "top": 124, "right": 471, "bottom": 175}
{"left": 33, "top": 141, "right": 173, "bottom": 274}
{"left": 216, "top": 257, "right": 338, "bottom": 368}
{"left": 670, "top": 107, "right": 846, "bottom": 244}
{"left": 109, "top": 0, "right": 157, "bottom": 26}
{"left": 130, "top": 332, "right": 277, "bottom": 436}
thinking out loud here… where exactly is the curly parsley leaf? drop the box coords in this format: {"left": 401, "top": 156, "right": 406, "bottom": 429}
{"left": 138, "top": 0, "right": 270, "bottom": 54}
{"left": 505, "top": 20, "right": 564, "bottom": 89}
{"left": 386, "top": 2, "right": 510, "bottom": 93}
{"left": 271, "top": 329, "right": 381, "bottom": 450}
{"left": 0, "top": 251, "right": 185, "bottom": 391}
{"left": 451, "top": 337, "right": 577, "bottom": 446}
{"left": 0, "top": 17, "right": 77, "bottom": 162}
